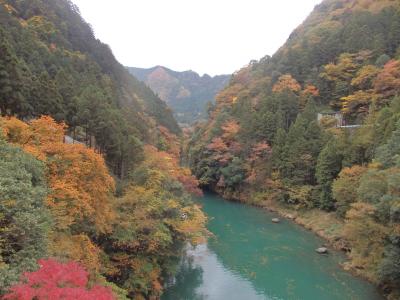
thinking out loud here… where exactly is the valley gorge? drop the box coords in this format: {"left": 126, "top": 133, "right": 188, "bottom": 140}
{"left": 1, "top": 0, "right": 400, "bottom": 299}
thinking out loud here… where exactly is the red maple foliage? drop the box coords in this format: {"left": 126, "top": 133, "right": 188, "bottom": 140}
{"left": 177, "top": 171, "right": 203, "bottom": 197}
{"left": 374, "top": 59, "right": 400, "bottom": 97}
{"left": 4, "top": 259, "right": 115, "bottom": 300}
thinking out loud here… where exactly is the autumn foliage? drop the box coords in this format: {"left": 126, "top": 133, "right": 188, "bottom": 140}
{"left": 2, "top": 116, "right": 115, "bottom": 231}
{"left": 272, "top": 74, "right": 301, "bottom": 93}
{"left": 0, "top": 0, "right": 207, "bottom": 297}
{"left": 143, "top": 144, "right": 203, "bottom": 196}
{"left": 157, "top": 125, "right": 181, "bottom": 158}
{"left": 100, "top": 143, "right": 206, "bottom": 297}
{"left": 4, "top": 259, "right": 115, "bottom": 300}
{"left": 1, "top": 116, "right": 115, "bottom": 271}
{"left": 0, "top": 115, "right": 206, "bottom": 298}
{"left": 185, "top": 1, "right": 400, "bottom": 297}
{"left": 374, "top": 59, "right": 400, "bottom": 98}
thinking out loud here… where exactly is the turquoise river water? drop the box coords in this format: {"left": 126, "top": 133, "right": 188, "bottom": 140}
{"left": 162, "top": 193, "right": 384, "bottom": 300}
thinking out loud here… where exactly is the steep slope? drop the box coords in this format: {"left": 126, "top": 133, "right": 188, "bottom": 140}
{"left": 127, "top": 66, "right": 230, "bottom": 125}
{"left": 0, "top": 1, "right": 206, "bottom": 299}
{"left": 188, "top": 0, "right": 400, "bottom": 297}
{"left": 256, "top": 0, "right": 400, "bottom": 84}
{"left": 0, "top": 0, "right": 180, "bottom": 177}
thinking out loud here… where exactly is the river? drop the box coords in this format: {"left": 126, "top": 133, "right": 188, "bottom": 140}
{"left": 162, "top": 192, "right": 384, "bottom": 300}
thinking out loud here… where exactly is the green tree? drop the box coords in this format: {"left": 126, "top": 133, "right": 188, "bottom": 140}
{"left": 271, "top": 128, "right": 287, "bottom": 170}
{"left": 0, "top": 28, "right": 25, "bottom": 116}
{"left": 332, "top": 166, "right": 367, "bottom": 218}
{"left": 379, "top": 241, "right": 400, "bottom": 287}
{"left": 376, "top": 120, "right": 400, "bottom": 168}
{"left": 0, "top": 140, "right": 51, "bottom": 291}
{"left": 220, "top": 157, "right": 246, "bottom": 189}
{"left": 316, "top": 140, "right": 343, "bottom": 211}
{"left": 280, "top": 100, "right": 323, "bottom": 185}
{"left": 375, "top": 54, "right": 391, "bottom": 68}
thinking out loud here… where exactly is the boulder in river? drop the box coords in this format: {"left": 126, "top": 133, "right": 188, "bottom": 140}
{"left": 316, "top": 247, "right": 328, "bottom": 254}
{"left": 272, "top": 218, "right": 280, "bottom": 223}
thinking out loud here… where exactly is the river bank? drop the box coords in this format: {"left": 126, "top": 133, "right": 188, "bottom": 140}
{"left": 162, "top": 192, "right": 384, "bottom": 300}
{"left": 204, "top": 188, "right": 392, "bottom": 299}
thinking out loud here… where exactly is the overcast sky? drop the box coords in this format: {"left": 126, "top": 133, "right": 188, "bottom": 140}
{"left": 71, "top": 0, "right": 322, "bottom": 76}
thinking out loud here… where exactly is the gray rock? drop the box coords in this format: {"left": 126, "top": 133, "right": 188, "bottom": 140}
{"left": 316, "top": 247, "right": 328, "bottom": 254}
{"left": 272, "top": 218, "right": 280, "bottom": 223}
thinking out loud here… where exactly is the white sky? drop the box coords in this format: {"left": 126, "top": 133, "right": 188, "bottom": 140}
{"left": 71, "top": 0, "right": 322, "bottom": 76}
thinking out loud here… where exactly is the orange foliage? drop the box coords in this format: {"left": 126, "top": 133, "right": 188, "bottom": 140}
{"left": 206, "top": 137, "right": 232, "bottom": 165}
{"left": 248, "top": 142, "right": 272, "bottom": 163}
{"left": 1, "top": 116, "right": 31, "bottom": 144}
{"left": 44, "top": 142, "right": 115, "bottom": 232}
{"left": 143, "top": 145, "right": 202, "bottom": 196}
{"left": 232, "top": 67, "right": 251, "bottom": 86}
{"left": 221, "top": 120, "right": 240, "bottom": 140}
{"left": 246, "top": 142, "right": 272, "bottom": 185}
{"left": 272, "top": 74, "right": 301, "bottom": 93}
{"left": 177, "top": 168, "right": 203, "bottom": 197}
{"left": 215, "top": 83, "right": 245, "bottom": 107}
{"left": 341, "top": 90, "right": 378, "bottom": 114}
{"left": 50, "top": 233, "right": 102, "bottom": 273}
{"left": 166, "top": 204, "right": 207, "bottom": 245}
{"left": 374, "top": 59, "right": 400, "bottom": 97}
{"left": 320, "top": 53, "right": 365, "bottom": 83}
{"left": 344, "top": 202, "right": 389, "bottom": 272}
{"left": 351, "top": 65, "right": 379, "bottom": 89}
{"left": 302, "top": 84, "right": 319, "bottom": 97}
{"left": 300, "top": 84, "right": 320, "bottom": 108}
{"left": 207, "top": 137, "right": 228, "bottom": 152}
{"left": 158, "top": 125, "right": 180, "bottom": 158}
{"left": 1, "top": 116, "right": 116, "bottom": 271}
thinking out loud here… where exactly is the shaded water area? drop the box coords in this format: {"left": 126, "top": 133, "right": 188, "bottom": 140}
{"left": 162, "top": 193, "right": 384, "bottom": 300}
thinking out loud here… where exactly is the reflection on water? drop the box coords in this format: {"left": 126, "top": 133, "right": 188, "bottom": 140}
{"left": 162, "top": 193, "right": 383, "bottom": 300}
{"left": 163, "top": 243, "right": 268, "bottom": 300}
{"left": 163, "top": 251, "right": 205, "bottom": 300}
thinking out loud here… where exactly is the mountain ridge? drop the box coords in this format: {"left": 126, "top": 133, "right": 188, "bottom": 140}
{"left": 0, "top": 0, "right": 181, "bottom": 177}
{"left": 0, "top": 1, "right": 206, "bottom": 298}
{"left": 127, "top": 65, "right": 230, "bottom": 125}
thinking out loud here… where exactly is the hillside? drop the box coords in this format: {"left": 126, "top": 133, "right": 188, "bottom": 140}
{"left": 187, "top": 0, "right": 400, "bottom": 297}
{"left": 0, "top": 1, "right": 206, "bottom": 299}
{"left": 127, "top": 66, "right": 230, "bottom": 125}
{"left": 0, "top": 0, "right": 180, "bottom": 178}
{"left": 2, "top": 0, "right": 400, "bottom": 298}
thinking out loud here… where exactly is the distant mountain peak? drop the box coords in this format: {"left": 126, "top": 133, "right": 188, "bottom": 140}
{"left": 127, "top": 66, "right": 230, "bottom": 125}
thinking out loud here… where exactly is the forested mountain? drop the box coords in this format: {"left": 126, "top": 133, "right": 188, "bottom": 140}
{"left": 0, "top": 0, "right": 206, "bottom": 299}
{"left": 187, "top": 0, "right": 400, "bottom": 297}
{"left": 127, "top": 66, "right": 230, "bottom": 125}
{"left": 0, "top": 0, "right": 180, "bottom": 178}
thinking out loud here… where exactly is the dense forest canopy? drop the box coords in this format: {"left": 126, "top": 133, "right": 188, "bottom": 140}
{"left": 187, "top": 0, "right": 400, "bottom": 298}
{"left": 0, "top": 0, "right": 206, "bottom": 299}
{"left": 0, "top": 0, "right": 180, "bottom": 178}
{"left": 2, "top": 0, "right": 400, "bottom": 298}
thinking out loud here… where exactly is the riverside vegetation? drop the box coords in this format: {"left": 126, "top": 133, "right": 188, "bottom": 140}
{"left": 1, "top": 0, "right": 400, "bottom": 299}
{"left": 0, "top": 0, "right": 206, "bottom": 299}
{"left": 187, "top": 0, "right": 400, "bottom": 298}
